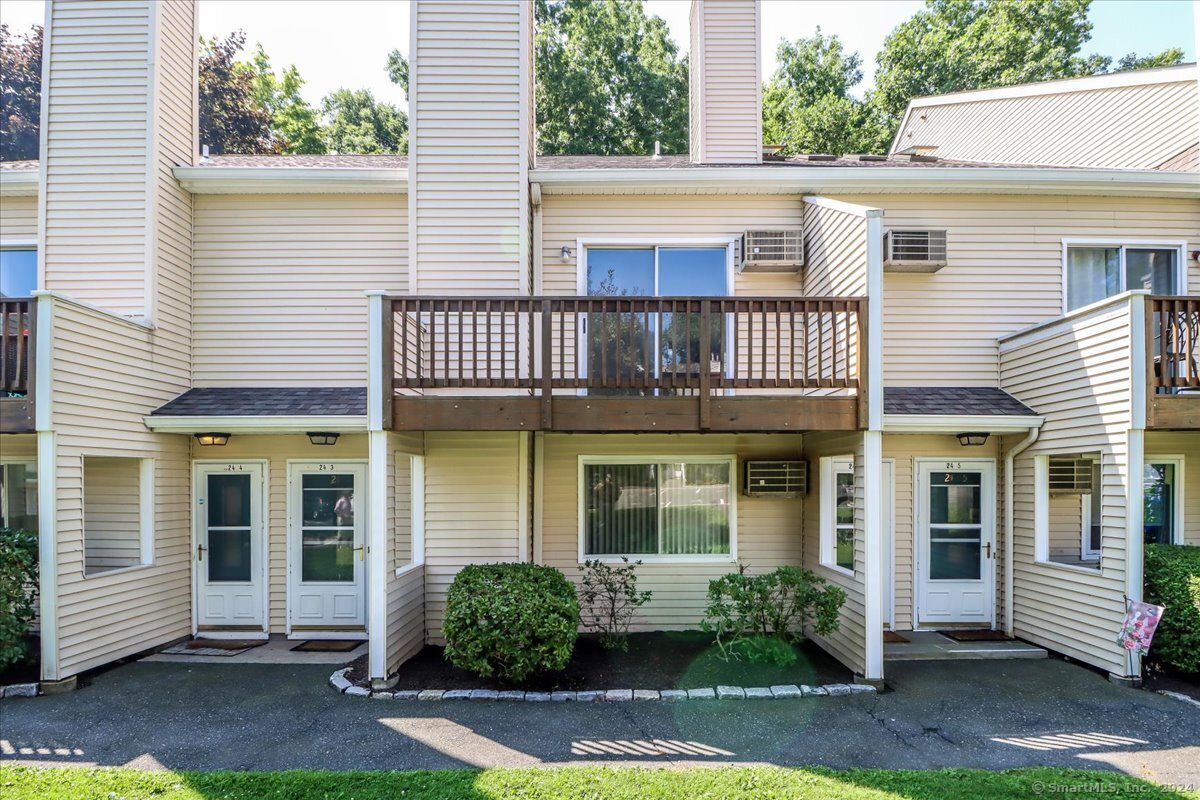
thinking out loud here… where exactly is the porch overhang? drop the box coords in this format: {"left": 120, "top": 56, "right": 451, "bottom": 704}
{"left": 147, "top": 387, "right": 369, "bottom": 434}
{"left": 145, "top": 414, "right": 368, "bottom": 434}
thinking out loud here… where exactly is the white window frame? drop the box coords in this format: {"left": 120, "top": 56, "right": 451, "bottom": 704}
{"left": 82, "top": 456, "right": 155, "bottom": 578}
{"left": 0, "top": 458, "right": 38, "bottom": 530}
{"left": 819, "top": 455, "right": 855, "bottom": 577}
{"left": 1060, "top": 239, "right": 1187, "bottom": 315}
{"left": 577, "top": 454, "right": 737, "bottom": 564}
{"left": 1034, "top": 454, "right": 1101, "bottom": 574}
{"left": 0, "top": 241, "right": 39, "bottom": 298}
{"left": 1080, "top": 456, "right": 1102, "bottom": 561}
{"left": 1144, "top": 455, "right": 1185, "bottom": 546}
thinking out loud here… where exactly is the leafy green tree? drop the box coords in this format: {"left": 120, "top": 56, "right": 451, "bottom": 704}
{"left": 386, "top": 49, "right": 409, "bottom": 94}
{"left": 199, "top": 31, "right": 275, "bottom": 154}
{"left": 320, "top": 89, "right": 407, "bottom": 154}
{"left": 248, "top": 45, "right": 325, "bottom": 154}
{"left": 0, "top": 24, "right": 43, "bottom": 161}
{"left": 870, "top": 0, "right": 1187, "bottom": 147}
{"left": 763, "top": 31, "right": 889, "bottom": 156}
{"left": 535, "top": 0, "right": 688, "bottom": 155}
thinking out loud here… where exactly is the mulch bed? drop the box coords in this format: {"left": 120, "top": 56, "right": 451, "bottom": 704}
{"left": 1142, "top": 661, "right": 1200, "bottom": 703}
{"left": 345, "top": 631, "right": 849, "bottom": 692}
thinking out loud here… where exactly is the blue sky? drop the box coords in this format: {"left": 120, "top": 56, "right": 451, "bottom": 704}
{"left": 1, "top": 1, "right": 1195, "bottom": 105}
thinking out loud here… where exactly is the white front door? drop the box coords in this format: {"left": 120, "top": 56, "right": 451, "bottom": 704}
{"left": 195, "top": 462, "right": 267, "bottom": 632}
{"left": 916, "top": 459, "right": 996, "bottom": 626}
{"left": 288, "top": 462, "right": 367, "bottom": 634}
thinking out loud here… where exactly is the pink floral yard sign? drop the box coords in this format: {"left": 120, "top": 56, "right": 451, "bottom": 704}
{"left": 1117, "top": 599, "right": 1164, "bottom": 656}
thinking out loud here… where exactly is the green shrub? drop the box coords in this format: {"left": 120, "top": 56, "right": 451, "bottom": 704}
{"left": 727, "top": 635, "right": 798, "bottom": 667}
{"left": 443, "top": 563, "right": 578, "bottom": 682}
{"left": 702, "top": 565, "right": 845, "bottom": 663}
{"left": 0, "top": 528, "right": 39, "bottom": 671}
{"left": 1144, "top": 543, "right": 1200, "bottom": 674}
{"left": 578, "top": 558, "right": 652, "bottom": 651}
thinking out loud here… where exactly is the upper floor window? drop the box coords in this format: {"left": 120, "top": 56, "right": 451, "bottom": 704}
{"left": 584, "top": 246, "right": 729, "bottom": 297}
{"left": 0, "top": 249, "right": 37, "bottom": 298}
{"left": 1064, "top": 244, "right": 1181, "bottom": 312}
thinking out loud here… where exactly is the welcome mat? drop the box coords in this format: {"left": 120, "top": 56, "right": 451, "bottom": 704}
{"left": 160, "top": 639, "right": 266, "bottom": 657}
{"left": 292, "top": 640, "right": 361, "bottom": 653}
{"left": 883, "top": 631, "right": 909, "bottom": 644}
{"left": 938, "top": 629, "right": 1013, "bottom": 642}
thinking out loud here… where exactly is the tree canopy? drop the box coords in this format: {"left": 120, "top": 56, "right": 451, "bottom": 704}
{"left": 535, "top": 0, "right": 688, "bottom": 155}
{"left": 0, "top": 24, "right": 43, "bottom": 161}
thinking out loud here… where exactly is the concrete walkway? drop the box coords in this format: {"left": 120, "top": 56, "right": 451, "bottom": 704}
{"left": 1, "top": 658, "right": 1197, "bottom": 785}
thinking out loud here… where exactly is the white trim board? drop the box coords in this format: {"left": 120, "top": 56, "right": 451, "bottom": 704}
{"left": 145, "top": 415, "right": 368, "bottom": 434}
{"left": 884, "top": 415, "right": 1044, "bottom": 434}
{"left": 173, "top": 166, "right": 408, "bottom": 194}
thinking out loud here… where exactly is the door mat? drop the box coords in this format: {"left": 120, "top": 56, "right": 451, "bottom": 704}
{"left": 159, "top": 639, "right": 266, "bottom": 657}
{"left": 883, "top": 631, "right": 909, "bottom": 644}
{"left": 292, "top": 640, "right": 362, "bottom": 653}
{"left": 938, "top": 630, "right": 1013, "bottom": 642}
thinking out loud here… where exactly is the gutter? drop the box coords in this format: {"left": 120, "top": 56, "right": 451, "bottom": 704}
{"left": 530, "top": 166, "right": 1200, "bottom": 198}
{"left": 0, "top": 169, "right": 38, "bottom": 197}
{"left": 1004, "top": 426, "right": 1042, "bottom": 636}
{"left": 172, "top": 166, "right": 409, "bottom": 194}
{"left": 144, "top": 414, "right": 369, "bottom": 433}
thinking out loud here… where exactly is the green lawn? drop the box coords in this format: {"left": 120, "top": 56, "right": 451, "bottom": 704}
{"left": 3, "top": 765, "right": 1197, "bottom": 800}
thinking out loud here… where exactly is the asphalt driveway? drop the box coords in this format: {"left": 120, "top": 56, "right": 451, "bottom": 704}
{"left": 1, "top": 658, "right": 1197, "bottom": 784}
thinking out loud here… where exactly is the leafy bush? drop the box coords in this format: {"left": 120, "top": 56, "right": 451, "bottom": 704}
{"left": 443, "top": 563, "right": 578, "bottom": 682}
{"left": 1144, "top": 544, "right": 1200, "bottom": 674}
{"left": 0, "top": 528, "right": 39, "bottom": 671}
{"left": 727, "top": 635, "right": 798, "bottom": 667}
{"left": 702, "top": 565, "right": 845, "bottom": 664}
{"left": 578, "top": 558, "right": 652, "bottom": 651}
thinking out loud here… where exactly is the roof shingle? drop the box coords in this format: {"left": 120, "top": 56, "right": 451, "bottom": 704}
{"left": 151, "top": 387, "right": 367, "bottom": 417}
{"left": 884, "top": 387, "right": 1037, "bottom": 417}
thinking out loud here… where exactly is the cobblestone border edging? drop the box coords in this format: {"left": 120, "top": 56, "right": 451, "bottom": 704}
{"left": 328, "top": 667, "right": 877, "bottom": 701}
{"left": 0, "top": 682, "right": 39, "bottom": 699}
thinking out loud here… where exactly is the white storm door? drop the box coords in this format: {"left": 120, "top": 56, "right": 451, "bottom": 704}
{"left": 288, "top": 462, "right": 367, "bottom": 632}
{"left": 196, "top": 463, "right": 266, "bottom": 630}
{"left": 916, "top": 460, "right": 995, "bottom": 625}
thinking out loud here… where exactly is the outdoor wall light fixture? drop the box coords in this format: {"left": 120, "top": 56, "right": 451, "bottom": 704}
{"left": 956, "top": 432, "right": 990, "bottom": 447}
{"left": 194, "top": 432, "right": 231, "bottom": 447}
{"left": 307, "top": 432, "right": 341, "bottom": 446}
{"left": 560, "top": 245, "right": 575, "bottom": 261}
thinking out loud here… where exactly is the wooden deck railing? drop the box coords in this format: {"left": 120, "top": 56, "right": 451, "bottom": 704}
{"left": 387, "top": 296, "right": 865, "bottom": 396}
{"left": 1148, "top": 296, "right": 1200, "bottom": 393}
{"left": 0, "top": 298, "right": 35, "bottom": 396}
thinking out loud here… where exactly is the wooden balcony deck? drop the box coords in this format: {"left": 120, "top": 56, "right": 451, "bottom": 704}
{"left": 1147, "top": 296, "right": 1200, "bottom": 430}
{"left": 382, "top": 295, "right": 867, "bottom": 433}
{"left": 0, "top": 298, "right": 35, "bottom": 434}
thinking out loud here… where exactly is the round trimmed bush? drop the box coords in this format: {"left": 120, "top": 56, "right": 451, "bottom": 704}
{"left": 443, "top": 563, "right": 578, "bottom": 682}
{"left": 1144, "top": 543, "right": 1200, "bottom": 675}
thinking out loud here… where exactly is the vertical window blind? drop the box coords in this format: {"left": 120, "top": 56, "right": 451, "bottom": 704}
{"left": 583, "top": 460, "right": 732, "bottom": 557}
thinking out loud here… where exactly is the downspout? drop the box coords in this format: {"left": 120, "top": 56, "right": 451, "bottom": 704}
{"left": 1004, "top": 426, "right": 1040, "bottom": 636}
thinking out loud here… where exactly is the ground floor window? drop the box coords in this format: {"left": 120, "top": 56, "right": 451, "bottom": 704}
{"left": 819, "top": 456, "right": 855, "bottom": 575}
{"left": 1144, "top": 459, "right": 1183, "bottom": 545}
{"left": 83, "top": 456, "right": 153, "bottom": 575}
{"left": 1036, "top": 453, "right": 1102, "bottom": 570}
{"left": 0, "top": 461, "right": 37, "bottom": 531}
{"left": 580, "top": 456, "right": 734, "bottom": 560}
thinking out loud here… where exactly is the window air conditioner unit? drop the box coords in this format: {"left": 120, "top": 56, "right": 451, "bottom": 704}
{"left": 738, "top": 230, "right": 804, "bottom": 272}
{"left": 1048, "top": 457, "right": 1094, "bottom": 495}
{"left": 883, "top": 229, "right": 947, "bottom": 273}
{"left": 744, "top": 461, "right": 807, "bottom": 497}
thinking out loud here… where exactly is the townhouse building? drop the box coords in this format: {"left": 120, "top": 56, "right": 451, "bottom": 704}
{"left": 0, "top": 0, "right": 1197, "bottom": 690}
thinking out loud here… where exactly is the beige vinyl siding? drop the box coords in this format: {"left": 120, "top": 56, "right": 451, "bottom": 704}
{"left": 893, "top": 75, "right": 1198, "bottom": 170}
{"left": 0, "top": 434, "right": 37, "bottom": 458}
{"left": 82, "top": 457, "right": 143, "bottom": 573}
{"left": 423, "top": 431, "right": 523, "bottom": 639}
{"left": 834, "top": 194, "right": 1200, "bottom": 387}
{"left": 1000, "top": 299, "right": 1135, "bottom": 675}
{"left": 191, "top": 194, "right": 408, "bottom": 387}
{"left": 802, "top": 431, "right": 866, "bottom": 675}
{"left": 42, "top": 0, "right": 151, "bottom": 313}
{"left": 150, "top": 0, "right": 196, "bottom": 367}
{"left": 689, "top": 0, "right": 760, "bottom": 164}
{"left": 200, "top": 433, "right": 368, "bottom": 632}
{"left": 541, "top": 195, "right": 804, "bottom": 297}
{"left": 1145, "top": 432, "right": 1200, "bottom": 547}
{"left": 539, "top": 433, "right": 803, "bottom": 631}
{"left": 386, "top": 432, "right": 426, "bottom": 672}
{"left": 882, "top": 434, "right": 1002, "bottom": 631}
{"left": 802, "top": 203, "right": 869, "bottom": 297}
{"left": 50, "top": 299, "right": 192, "bottom": 678}
{"left": 411, "top": 0, "right": 530, "bottom": 295}
{"left": 0, "top": 196, "right": 37, "bottom": 240}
